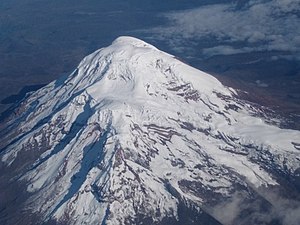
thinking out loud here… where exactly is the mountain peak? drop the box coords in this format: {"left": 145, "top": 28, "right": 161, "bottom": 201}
{"left": 65, "top": 36, "right": 229, "bottom": 106}
{"left": 1, "top": 37, "right": 300, "bottom": 225}
{"left": 112, "top": 36, "right": 159, "bottom": 49}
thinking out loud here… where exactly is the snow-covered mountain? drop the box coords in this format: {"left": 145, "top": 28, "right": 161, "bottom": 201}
{"left": 0, "top": 36, "right": 300, "bottom": 225}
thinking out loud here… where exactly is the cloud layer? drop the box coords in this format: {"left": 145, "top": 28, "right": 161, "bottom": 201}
{"left": 151, "top": 0, "right": 300, "bottom": 58}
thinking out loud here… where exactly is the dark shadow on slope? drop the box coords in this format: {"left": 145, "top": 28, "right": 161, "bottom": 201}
{"left": 49, "top": 129, "right": 110, "bottom": 219}
{"left": 0, "top": 98, "right": 108, "bottom": 225}
{"left": 28, "top": 99, "right": 93, "bottom": 171}
{"left": 0, "top": 89, "right": 86, "bottom": 154}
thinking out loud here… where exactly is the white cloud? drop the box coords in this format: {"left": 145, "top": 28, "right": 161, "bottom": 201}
{"left": 202, "top": 45, "right": 254, "bottom": 56}
{"left": 150, "top": 0, "right": 300, "bottom": 57}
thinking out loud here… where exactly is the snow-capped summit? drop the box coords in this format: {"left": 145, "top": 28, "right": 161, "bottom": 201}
{"left": 1, "top": 37, "right": 299, "bottom": 225}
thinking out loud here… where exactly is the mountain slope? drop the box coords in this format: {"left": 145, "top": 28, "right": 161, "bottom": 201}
{"left": 1, "top": 36, "right": 300, "bottom": 225}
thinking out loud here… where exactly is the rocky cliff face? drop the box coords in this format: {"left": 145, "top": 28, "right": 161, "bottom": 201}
{"left": 0, "top": 37, "right": 299, "bottom": 225}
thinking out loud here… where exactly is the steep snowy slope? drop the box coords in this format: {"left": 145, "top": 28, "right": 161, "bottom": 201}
{"left": 0, "top": 37, "right": 300, "bottom": 225}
